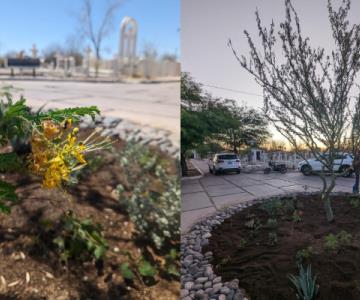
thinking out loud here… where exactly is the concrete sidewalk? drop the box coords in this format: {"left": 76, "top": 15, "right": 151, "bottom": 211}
{"left": 181, "top": 159, "right": 355, "bottom": 233}
{"left": 1, "top": 80, "right": 179, "bottom": 146}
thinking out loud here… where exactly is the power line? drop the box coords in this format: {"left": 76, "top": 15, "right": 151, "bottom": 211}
{"left": 201, "top": 83, "right": 263, "bottom": 97}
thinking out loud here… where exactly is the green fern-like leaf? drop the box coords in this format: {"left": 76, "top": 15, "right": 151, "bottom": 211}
{"left": 0, "top": 180, "right": 18, "bottom": 214}
{"left": 31, "top": 106, "right": 100, "bottom": 124}
{"left": 0, "top": 153, "right": 21, "bottom": 172}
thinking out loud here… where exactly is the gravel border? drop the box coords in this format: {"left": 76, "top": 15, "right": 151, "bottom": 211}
{"left": 80, "top": 115, "right": 179, "bottom": 157}
{"left": 180, "top": 191, "right": 351, "bottom": 300}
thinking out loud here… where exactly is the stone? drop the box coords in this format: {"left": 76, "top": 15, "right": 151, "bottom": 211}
{"left": 204, "top": 266, "right": 213, "bottom": 277}
{"left": 185, "top": 281, "right": 195, "bottom": 290}
{"left": 204, "top": 281, "right": 212, "bottom": 289}
{"left": 195, "top": 277, "right": 208, "bottom": 284}
{"left": 181, "top": 289, "right": 190, "bottom": 298}
{"left": 220, "top": 287, "right": 231, "bottom": 294}
{"left": 218, "top": 295, "right": 226, "bottom": 300}
{"left": 213, "top": 276, "right": 222, "bottom": 284}
{"left": 212, "top": 283, "right": 223, "bottom": 294}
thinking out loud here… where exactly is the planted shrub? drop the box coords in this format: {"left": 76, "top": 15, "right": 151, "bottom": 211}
{"left": 324, "top": 231, "right": 352, "bottom": 252}
{"left": 295, "top": 247, "right": 314, "bottom": 265}
{"left": 117, "top": 142, "right": 180, "bottom": 251}
{"left": 268, "top": 232, "right": 278, "bottom": 246}
{"left": 288, "top": 264, "right": 319, "bottom": 300}
{"left": 0, "top": 90, "right": 114, "bottom": 274}
{"left": 53, "top": 212, "right": 108, "bottom": 262}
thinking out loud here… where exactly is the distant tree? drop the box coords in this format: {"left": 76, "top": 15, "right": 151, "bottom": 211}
{"left": 161, "top": 53, "right": 178, "bottom": 62}
{"left": 42, "top": 44, "right": 63, "bottom": 65}
{"left": 65, "top": 34, "right": 85, "bottom": 66}
{"left": 77, "top": 0, "right": 123, "bottom": 76}
{"left": 181, "top": 73, "right": 209, "bottom": 175}
{"left": 214, "top": 101, "right": 270, "bottom": 154}
{"left": 229, "top": 0, "right": 360, "bottom": 222}
{"left": 142, "top": 42, "right": 158, "bottom": 60}
{"left": 265, "top": 139, "right": 287, "bottom": 152}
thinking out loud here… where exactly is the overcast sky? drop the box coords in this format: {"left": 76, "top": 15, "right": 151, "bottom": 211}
{"left": 181, "top": 0, "right": 360, "bottom": 109}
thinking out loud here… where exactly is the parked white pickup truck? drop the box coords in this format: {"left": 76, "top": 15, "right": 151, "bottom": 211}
{"left": 298, "top": 153, "right": 353, "bottom": 177}
{"left": 208, "top": 153, "right": 242, "bottom": 175}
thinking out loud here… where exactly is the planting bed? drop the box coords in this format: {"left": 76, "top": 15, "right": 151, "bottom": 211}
{"left": 0, "top": 132, "right": 179, "bottom": 300}
{"left": 206, "top": 194, "right": 360, "bottom": 300}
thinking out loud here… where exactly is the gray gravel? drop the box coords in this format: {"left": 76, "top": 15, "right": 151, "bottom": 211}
{"left": 80, "top": 115, "right": 179, "bottom": 157}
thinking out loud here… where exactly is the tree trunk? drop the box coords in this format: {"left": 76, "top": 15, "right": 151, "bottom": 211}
{"left": 95, "top": 48, "right": 100, "bottom": 78}
{"left": 181, "top": 152, "right": 188, "bottom": 176}
{"left": 319, "top": 174, "right": 335, "bottom": 222}
{"left": 354, "top": 171, "right": 360, "bottom": 193}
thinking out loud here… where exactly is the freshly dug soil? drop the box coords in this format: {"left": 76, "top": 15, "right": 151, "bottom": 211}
{"left": 206, "top": 194, "right": 360, "bottom": 300}
{"left": 0, "top": 136, "right": 179, "bottom": 300}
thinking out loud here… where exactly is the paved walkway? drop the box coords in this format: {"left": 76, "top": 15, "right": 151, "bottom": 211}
{"left": 0, "top": 80, "right": 179, "bottom": 146}
{"left": 181, "top": 159, "right": 356, "bottom": 233}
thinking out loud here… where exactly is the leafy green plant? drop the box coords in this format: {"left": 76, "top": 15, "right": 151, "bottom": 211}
{"left": 260, "top": 197, "right": 282, "bottom": 217}
{"left": 324, "top": 231, "right": 352, "bottom": 252}
{"left": 324, "top": 233, "right": 338, "bottom": 251}
{"left": 268, "top": 232, "right": 278, "bottom": 246}
{"left": 117, "top": 142, "right": 180, "bottom": 250}
{"left": 238, "top": 238, "right": 247, "bottom": 249}
{"left": 295, "top": 247, "right": 314, "bottom": 265}
{"left": 288, "top": 264, "right": 319, "bottom": 300}
{"left": 0, "top": 89, "right": 100, "bottom": 213}
{"left": 245, "top": 217, "right": 262, "bottom": 231}
{"left": 266, "top": 218, "right": 278, "bottom": 228}
{"left": 347, "top": 195, "right": 360, "bottom": 208}
{"left": 120, "top": 251, "right": 157, "bottom": 282}
{"left": 292, "top": 210, "right": 303, "bottom": 223}
{"left": 53, "top": 212, "right": 108, "bottom": 263}
{"left": 164, "top": 248, "right": 180, "bottom": 277}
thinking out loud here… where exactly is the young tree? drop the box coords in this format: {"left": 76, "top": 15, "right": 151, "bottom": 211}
{"left": 229, "top": 0, "right": 360, "bottom": 221}
{"left": 77, "top": 0, "right": 123, "bottom": 76}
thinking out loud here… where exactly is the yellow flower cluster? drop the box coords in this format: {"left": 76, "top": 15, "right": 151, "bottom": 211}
{"left": 29, "top": 119, "right": 108, "bottom": 189}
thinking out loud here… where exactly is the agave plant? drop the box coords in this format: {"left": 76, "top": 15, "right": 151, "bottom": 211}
{"left": 288, "top": 264, "right": 319, "bottom": 300}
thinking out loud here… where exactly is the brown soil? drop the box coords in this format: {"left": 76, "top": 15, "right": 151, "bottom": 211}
{"left": 206, "top": 194, "right": 360, "bottom": 300}
{"left": 0, "top": 137, "right": 179, "bottom": 300}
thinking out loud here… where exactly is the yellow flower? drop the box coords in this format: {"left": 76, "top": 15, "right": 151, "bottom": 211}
{"left": 43, "top": 120, "right": 60, "bottom": 140}
{"left": 29, "top": 121, "right": 110, "bottom": 190}
{"left": 42, "top": 156, "right": 70, "bottom": 188}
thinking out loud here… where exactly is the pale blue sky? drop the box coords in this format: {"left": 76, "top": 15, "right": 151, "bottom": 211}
{"left": 0, "top": 0, "right": 179, "bottom": 58}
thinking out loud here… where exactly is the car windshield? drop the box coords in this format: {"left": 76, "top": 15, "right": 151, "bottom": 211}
{"left": 218, "top": 154, "right": 237, "bottom": 160}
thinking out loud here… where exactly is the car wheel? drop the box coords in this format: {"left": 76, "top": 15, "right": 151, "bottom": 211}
{"left": 280, "top": 167, "right": 287, "bottom": 174}
{"left": 301, "top": 165, "right": 312, "bottom": 176}
{"left": 264, "top": 167, "right": 271, "bottom": 174}
{"left": 213, "top": 167, "right": 219, "bottom": 175}
{"left": 236, "top": 169, "right": 241, "bottom": 174}
{"left": 339, "top": 165, "right": 352, "bottom": 177}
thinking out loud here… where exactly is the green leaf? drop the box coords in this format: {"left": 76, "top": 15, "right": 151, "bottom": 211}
{"left": 94, "top": 246, "right": 106, "bottom": 260}
{"left": 138, "top": 259, "right": 157, "bottom": 278}
{"left": 31, "top": 106, "right": 100, "bottom": 124}
{"left": 0, "top": 180, "right": 18, "bottom": 206}
{"left": 167, "top": 264, "right": 180, "bottom": 277}
{"left": 0, "top": 153, "right": 21, "bottom": 172}
{"left": 53, "top": 237, "right": 65, "bottom": 249}
{"left": 120, "top": 262, "right": 135, "bottom": 280}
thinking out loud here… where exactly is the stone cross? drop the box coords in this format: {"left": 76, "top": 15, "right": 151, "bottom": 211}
{"left": 30, "top": 44, "right": 38, "bottom": 58}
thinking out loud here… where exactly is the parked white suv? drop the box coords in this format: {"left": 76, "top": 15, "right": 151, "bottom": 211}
{"left": 298, "top": 153, "right": 353, "bottom": 177}
{"left": 208, "top": 153, "right": 242, "bottom": 175}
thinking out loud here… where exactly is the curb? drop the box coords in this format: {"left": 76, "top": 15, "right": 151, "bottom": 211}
{"left": 181, "top": 160, "right": 204, "bottom": 181}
